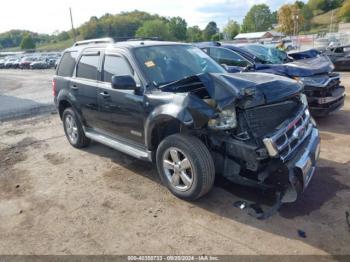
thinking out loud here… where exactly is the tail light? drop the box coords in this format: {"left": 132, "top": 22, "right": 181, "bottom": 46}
{"left": 52, "top": 79, "right": 57, "bottom": 96}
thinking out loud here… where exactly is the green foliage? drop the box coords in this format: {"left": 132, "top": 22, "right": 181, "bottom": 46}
{"left": 241, "top": 4, "right": 273, "bottom": 32}
{"left": 168, "top": 17, "right": 187, "bottom": 41}
{"left": 211, "top": 33, "right": 223, "bottom": 41}
{"left": 20, "top": 34, "right": 36, "bottom": 50}
{"left": 202, "top": 21, "right": 218, "bottom": 41}
{"left": 223, "top": 20, "right": 240, "bottom": 40}
{"left": 338, "top": 0, "right": 350, "bottom": 21}
{"left": 80, "top": 16, "right": 104, "bottom": 39}
{"left": 135, "top": 19, "right": 170, "bottom": 40}
{"left": 36, "top": 38, "right": 74, "bottom": 51}
{"left": 299, "top": 2, "right": 313, "bottom": 31}
{"left": 295, "top": 1, "right": 305, "bottom": 9}
{"left": 278, "top": 4, "right": 304, "bottom": 35}
{"left": 308, "top": 0, "right": 343, "bottom": 14}
{"left": 271, "top": 11, "right": 278, "bottom": 24}
{"left": 57, "top": 31, "right": 70, "bottom": 42}
{"left": 186, "top": 26, "right": 203, "bottom": 42}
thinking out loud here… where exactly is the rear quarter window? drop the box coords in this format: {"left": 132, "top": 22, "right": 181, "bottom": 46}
{"left": 57, "top": 52, "right": 77, "bottom": 77}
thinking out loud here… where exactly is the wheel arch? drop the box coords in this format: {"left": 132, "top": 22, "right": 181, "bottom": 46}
{"left": 57, "top": 90, "right": 80, "bottom": 120}
{"left": 145, "top": 104, "right": 195, "bottom": 151}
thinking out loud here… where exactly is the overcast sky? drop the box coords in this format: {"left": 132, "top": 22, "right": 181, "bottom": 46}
{"left": 1, "top": 0, "right": 306, "bottom": 34}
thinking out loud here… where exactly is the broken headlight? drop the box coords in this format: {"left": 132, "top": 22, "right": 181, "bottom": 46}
{"left": 208, "top": 109, "right": 237, "bottom": 130}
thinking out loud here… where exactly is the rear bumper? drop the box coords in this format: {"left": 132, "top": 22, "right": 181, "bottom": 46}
{"left": 281, "top": 127, "right": 320, "bottom": 202}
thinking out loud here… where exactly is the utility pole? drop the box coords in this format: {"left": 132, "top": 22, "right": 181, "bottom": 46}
{"left": 330, "top": 9, "right": 334, "bottom": 33}
{"left": 69, "top": 7, "right": 76, "bottom": 42}
{"left": 292, "top": 8, "right": 300, "bottom": 50}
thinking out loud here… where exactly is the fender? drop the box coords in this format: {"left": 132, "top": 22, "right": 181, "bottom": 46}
{"left": 144, "top": 92, "right": 217, "bottom": 150}
{"left": 144, "top": 104, "right": 194, "bottom": 150}
{"left": 56, "top": 89, "right": 85, "bottom": 123}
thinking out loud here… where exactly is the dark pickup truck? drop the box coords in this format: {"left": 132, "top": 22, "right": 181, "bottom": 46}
{"left": 54, "top": 38, "right": 320, "bottom": 203}
{"left": 197, "top": 42, "right": 345, "bottom": 117}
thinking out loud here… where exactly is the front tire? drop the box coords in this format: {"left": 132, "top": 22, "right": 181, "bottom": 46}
{"left": 62, "top": 108, "right": 90, "bottom": 148}
{"left": 156, "top": 134, "right": 215, "bottom": 200}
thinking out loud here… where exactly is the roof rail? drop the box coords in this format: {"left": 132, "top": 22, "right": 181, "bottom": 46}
{"left": 73, "top": 38, "right": 114, "bottom": 47}
{"left": 113, "top": 37, "right": 162, "bottom": 42}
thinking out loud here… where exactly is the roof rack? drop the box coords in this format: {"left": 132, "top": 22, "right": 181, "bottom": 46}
{"left": 73, "top": 38, "right": 114, "bottom": 47}
{"left": 72, "top": 37, "right": 163, "bottom": 47}
{"left": 113, "top": 37, "right": 162, "bottom": 42}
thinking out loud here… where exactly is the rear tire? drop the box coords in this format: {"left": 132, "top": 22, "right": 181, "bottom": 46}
{"left": 156, "top": 134, "right": 215, "bottom": 200}
{"left": 62, "top": 108, "right": 90, "bottom": 148}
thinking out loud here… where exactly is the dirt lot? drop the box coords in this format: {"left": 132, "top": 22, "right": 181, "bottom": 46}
{"left": 0, "top": 72, "right": 349, "bottom": 255}
{"left": 0, "top": 69, "right": 54, "bottom": 121}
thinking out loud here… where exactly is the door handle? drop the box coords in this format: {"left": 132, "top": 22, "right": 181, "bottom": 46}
{"left": 70, "top": 85, "right": 78, "bottom": 90}
{"left": 99, "top": 91, "right": 110, "bottom": 98}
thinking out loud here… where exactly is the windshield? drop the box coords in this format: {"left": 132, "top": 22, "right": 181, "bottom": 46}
{"left": 133, "top": 45, "right": 226, "bottom": 86}
{"left": 243, "top": 45, "right": 287, "bottom": 64}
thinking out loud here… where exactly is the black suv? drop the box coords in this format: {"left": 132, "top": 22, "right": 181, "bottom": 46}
{"left": 54, "top": 38, "right": 320, "bottom": 203}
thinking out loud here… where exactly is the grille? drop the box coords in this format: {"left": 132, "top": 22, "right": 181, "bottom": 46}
{"left": 263, "top": 106, "right": 312, "bottom": 162}
{"left": 244, "top": 99, "right": 302, "bottom": 138}
{"left": 305, "top": 76, "right": 341, "bottom": 97}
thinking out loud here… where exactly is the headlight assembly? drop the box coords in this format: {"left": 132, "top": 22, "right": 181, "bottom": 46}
{"left": 208, "top": 109, "right": 237, "bottom": 130}
{"left": 295, "top": 75, "right": 330, "bottom": 87}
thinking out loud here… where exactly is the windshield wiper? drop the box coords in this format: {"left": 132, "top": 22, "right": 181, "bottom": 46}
{"left": 159, "top": 74, "right": 202, "bottom": 88}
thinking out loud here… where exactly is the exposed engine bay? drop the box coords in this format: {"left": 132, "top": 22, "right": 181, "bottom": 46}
{"left": 159, "top": 72, "right": 319, "bottom": 203}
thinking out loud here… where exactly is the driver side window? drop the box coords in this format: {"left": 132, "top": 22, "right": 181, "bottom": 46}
{"left": 102, "top": 55, "right": 133, "bottom": 83}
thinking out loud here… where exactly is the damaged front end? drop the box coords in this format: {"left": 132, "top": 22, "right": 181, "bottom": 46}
{"left": 296, "top": 73, "right": 345, "bottom": 117}
{"left": 254, "top": 53, "right": 345, "bottom": 117}
{"left": 161, "top": 72, "right": 321, "bottom": 203}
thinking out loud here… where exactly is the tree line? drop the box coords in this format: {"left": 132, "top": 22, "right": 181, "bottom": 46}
{"left": 1, "top": 0, "right": 349, "bottom": 50}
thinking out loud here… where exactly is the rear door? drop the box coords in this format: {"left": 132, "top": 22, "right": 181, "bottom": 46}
{"left": 96, "top": 51, "right": 145, "bottom": 145}
{"left": 55, "top": 51, "right": 78, "bottom": 97}
{"left": 72, "top": 49, "right": 102, "bottom": 127}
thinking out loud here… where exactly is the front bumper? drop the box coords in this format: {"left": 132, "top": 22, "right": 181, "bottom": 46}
{"left": 309, "top": 93, "right": 345, "bottom": 117}
{"left": 281, "top": 127, "right": 320, "bottom": 202}
{"left": 304, "top": 76, "right": 345, "bottom": 116}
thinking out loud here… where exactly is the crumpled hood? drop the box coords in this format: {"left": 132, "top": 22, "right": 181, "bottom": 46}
{"left": 255, "top": 55, "right": 334, "bottom": 77}
{"left": 161, "top": 72, "right": 302, "bottom": 109}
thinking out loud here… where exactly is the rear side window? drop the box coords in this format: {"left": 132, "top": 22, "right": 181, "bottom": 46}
{"left": 57, "top": 52, "right": 77, "bottom": 77}
{"left": 76, "top": 54, "right": 100, "bottom": 80}
{"left": 102, "top": 55, "right": 133, "bottom": 83}
{"left": 209, "top": 47, "right": 249, "bottom": 67}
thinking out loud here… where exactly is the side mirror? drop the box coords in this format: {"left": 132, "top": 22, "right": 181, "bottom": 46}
{"left": 111, "top": 75, "right": 136, "bottom": 90}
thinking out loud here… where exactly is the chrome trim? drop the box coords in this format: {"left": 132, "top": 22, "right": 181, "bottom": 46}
{"left": 295, "top": 128, "right": 320, "bottom": 188}
{"left": 263, "top": 106, "right": 313, "bottom": 162}
{"left": 317, "top": 95, "right": 344, "bottom": 104}
{"left": 73, "top": 37, "right": 114, "bottom": 46}
{"left": 84, "top": 129, "right": 152, "bottom": 161}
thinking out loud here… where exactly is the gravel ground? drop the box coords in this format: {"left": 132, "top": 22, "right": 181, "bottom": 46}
{"left": 0, "top": 71, "right": 349, "bottom": 255}
{"left": 0, "top": 69, "right": 55, "bottom": 121}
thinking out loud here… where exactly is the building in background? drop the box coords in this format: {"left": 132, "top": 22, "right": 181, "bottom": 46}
{"left": 234, "top": 31, "right": 284, "bottom": 43}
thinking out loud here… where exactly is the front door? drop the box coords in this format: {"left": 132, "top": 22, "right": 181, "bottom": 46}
{"left": 96, "top": 53, "right": 145, "bottom": 145}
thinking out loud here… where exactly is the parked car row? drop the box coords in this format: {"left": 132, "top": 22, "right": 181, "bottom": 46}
{"left": 54, "top": 38, "right": 326, "bottom": 207}
{"left": 0, "top": 52, "right": 61, "bottom": 70}
{"left": 196, "top": 42, "right": 345, "bottom": 117}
